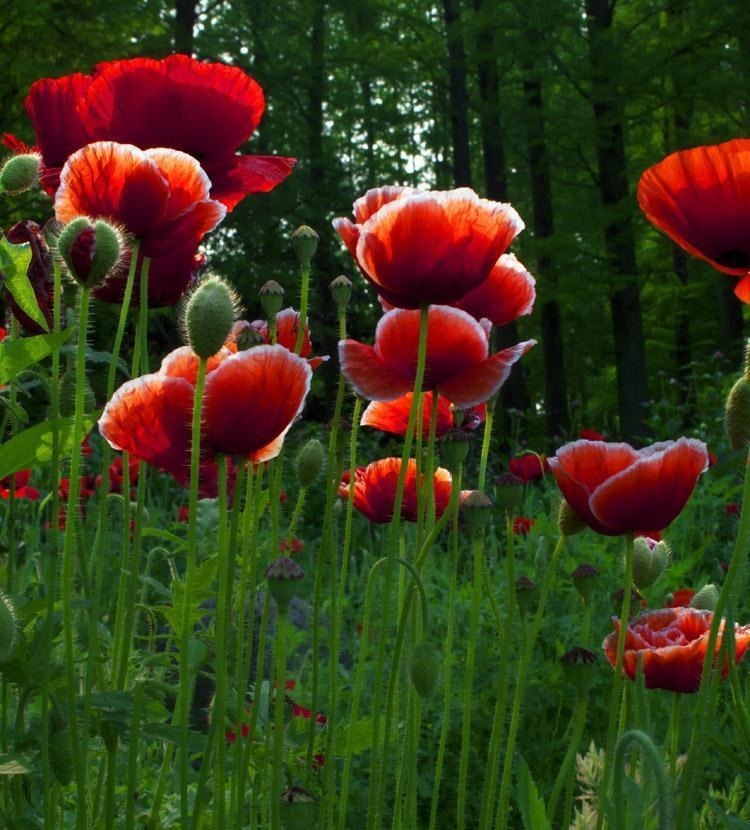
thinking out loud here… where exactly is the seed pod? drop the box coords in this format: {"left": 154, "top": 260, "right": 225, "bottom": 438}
{"left": 409, "top": 641, "right": 441, "bottom": 698}
{"left": 726, "top": 375, "right": 750, "bottom": 450}
{"left": 291, "top": 225, "right": 319, "bottom": 265}
{"left": 329, "top": 274, "right": 352, "bottom": 308}
{"left": 266, "top": 557, "right": 305, "bottom": 613}
{"left": 260, "top": 280, "right": 284, "bottom": 319}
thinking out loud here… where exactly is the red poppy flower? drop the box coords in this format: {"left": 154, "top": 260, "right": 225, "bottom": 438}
{"left": 99, "top": 344, "right": 312, "bottom": 484}
{"left": 280, "top": 537, "right": 304, "bottom": 555}
{"left": 637, "top": 140, "right": 750, "bottom": 302}
{"left": 513, "top": 517, "right": 535, "bottom": 536}
{"left": 106, "top": 454, "right": 140, "bottom": 493}
{"left": 58, "top": 475, "right": 97, "bottom": 502}
{"left": 667, "top": 589, "right": 696, "bottom": 608}
{"left": 339, "top": 305, "right": 534, "bottom": 408}
{"left": 725, "top": 503, "right": 740, "bottom": 517}
{"left": 225, "top": 722, "right": 250, "bottom": 743}
{"left": 338, "top": 458, "right": 452, "bottom": 524}
{"left": 548, "top": 438, "right": 708, "bottom": 536}
{"left": 239, "top": 308, "right": 328, "bottom": 369}
{"left": 578, "top": 428, "right": 605, "bottom": 441}
{"left": 602, "top": 607, "right": 750, "bottom": 693}
{"left": 177, "top": 505, "right": 190, "bottom": 523}
{"left": 361, "top": 391, "right": 486, "bottom": 439}
{"left": 0, "top": 470, "right": 40, "bottom": 500}
{"left": 54, "top": 141, "right": 225, "bottom": 306}
{"left": 708, "top": 451, "right": 718, "bottom": 468}
{"left": 453, "top": 254, "right": 536, "bottom": 326}
{"left": 13, "top": 55, "right": 295, "bottom": 209}
{"left": 291, "top": 702, "right": 327, "bottom": 726}
{"left": 508, "top": 453, "right": 548, "bottom": 483}
{"left": 334, "top": 186, "right": 524, "bottom": 308}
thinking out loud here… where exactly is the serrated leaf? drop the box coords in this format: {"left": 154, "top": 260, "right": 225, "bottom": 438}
{"left": 138, "top": 575, "right": 172, "bottom": 600}
{"left": 0, "top": 238, "right": 49, "bottom": 332}
{"left": 0, "top": 412, "right": 101, "bottom": 479}
{"left": 0, "top": 329, "right": 72, "bottom": 385}
{"left": 515, "top": 755, "right": 551, "bottom": 830}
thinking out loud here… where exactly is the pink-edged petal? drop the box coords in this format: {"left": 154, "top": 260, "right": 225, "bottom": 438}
{"left": 589, "top": 438, "right": 708, "bottom": 534}
{"left": 142, "top": 199, "right": 226, "bottom": 257}
{"left": 351, "top": 185, "right": 419, "bottom": 223}
{"left": 361, "top": 392, "right": 455, "bottom": 439}
{"left": 203, "top": 344, "right": 311, "bottom": 458}
{"left": 455, "top": 254, "right": 536, "bottom": 325}
{"left": 338, "top": 339, "right": 413, "bottom": 401}
{"left": 202, "top": 154, "right": 296, "bottom": 210}
{"left": 159, "top": 345, "right": 233, "bottom": 384}
{"left": 332, "top": 217, "right": 360, "bottom": 260}
{"left": 438, "top": 339, "right": 535, "bottom": 408}
{"left": 98, "top": 374, "right": 193, "bottom": 482}
{"left": 146, "top": 148, "right": 212, "bottom": 214}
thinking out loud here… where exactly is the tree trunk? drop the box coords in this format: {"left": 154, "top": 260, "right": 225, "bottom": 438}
{"left": 586, "top": 0, "right": 650, "bottom": 443}
{"left": 174, "top": 0, "right": 198, "bottom": 55}
{"left": 442, "top": 0, "right": 472, "bottom": 186}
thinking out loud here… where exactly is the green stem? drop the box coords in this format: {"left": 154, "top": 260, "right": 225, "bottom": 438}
{"left": 271, "top": 608, "right": 288, "bottom": 830}
{"left": 668, "top": 693, "right": 680, "bottom": 782}
{"left": 294, "top": 262, "right": 310, "bottom": 355}
{"left": 613, "top": 730, "right": 672, "bottom": 830}
{"left": 547, "top": 692, "right": 588, "bottom": 822}
{"left": 477, "top": 393, "right": 497, "bottom": 492}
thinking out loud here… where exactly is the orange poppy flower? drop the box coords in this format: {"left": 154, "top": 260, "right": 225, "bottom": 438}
{"left": 637, "top": 140, "right": 750, "bottom": 301}
{"left": 55, "top": 141, "right": 226, "bottom": 306}
{"left": 339, "top": 305, "right": 534, "bottom": 408}
{"left": 338, "top": 458, "right": 452, "bottom": 523}
{"left": 602, "top": 607, "right": 750, "bottom": 693}
{"left": 334, "top": 186, "right": 524, "bottom": 308}
{"left": 99, "top": 344, "right": 311, "bottom": 483}
{"left": 361, "top": 391, "right": 486, "bottom": 439}
{"left": 548, "top": 438, "right": 708, "bottom": 536}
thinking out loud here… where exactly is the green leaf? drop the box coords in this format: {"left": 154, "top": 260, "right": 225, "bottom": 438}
{"left": 0, "top": 412, "right": 101, "bottom": 480}
{"left": 0, "top": 238, "right": 49, "bottom": 332}
{"left": 0, "top": 754, "right": 30, "bottom": 775}
{"left": 515, "top": 755, "right": 551, "bottom": 830}
{"left": 0, "top": 329, "right": 72, "bottom": 384}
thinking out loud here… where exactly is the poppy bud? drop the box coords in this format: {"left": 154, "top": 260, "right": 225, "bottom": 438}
{"left": 571, "top": 563, "right": 601, "bottom": 604}
{"left": 515, "top": 576, "right": 537, "bottom": 619}
{"left": 0, "top": 153, "right": 40, "bottom": 194}
{"left": 689, "top": 583, "right": 719, "bottom": 611}
{"left": 291, "top": 225, "right": 319, "bottom": 266}
{"left": 279, "top": 786, "right": 317, "bottom": 830}
{"left": 460, "top": 490, "right": 493, "bottom": 534}
{"left": 58, "top": 217, "right": 123, "bottom": 288}
{"left": 560, "top": 646, "right": 597, "bottom": 695}
{"left": 725, "top": 375, "right": 750, "bottom": 450}
{"left": 632, "top": 537, "right": 670, "bottom": 590}
{"left": 230, "top": 319, "right": 264, "bottom": 351}
{"left": 266, "top": 556, "right": 305, "bottom": 613}
{"left": 493, "top": 473, "right": 524, "bottom": 512}
{"left": 184, "top": 276, "right": 237, "bottom": 359}
{"left": 296, "top": 438, "right": 324, "bottom": 487}
{"left": 260, "top": 280, "right": 284, "bottom": 319}
{"left": 329, "top": 274, "right": 352, "bottom": 308}
{"left": 0, "top": 590, "right": 19, "bottom": 662}
{"left": 409, "top": 641, "right": 441, "bottom": 698}
{"left": 439, "top": 428, "right": 472, "bottom": 471}
{"left": 558, "top": 499, "right": 586, "bottom": 536}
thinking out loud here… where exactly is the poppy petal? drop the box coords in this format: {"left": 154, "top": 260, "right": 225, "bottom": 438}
{"left": 202, "top": 154, "right": 296, "bottom": 210}
{"left": 454, "top": 254, "right": 536, "bottom": 326}
{"left": 361, "top": 392, "right": 455, "bottom": 439}
{"left": 98, "top": 374, "right": 194, "bottom": 482}
{"left": 589, "top": 438, "right": 708, "bottom": 534}
{"left": 203, "top": 345, "right": 311, "bottom": 458}
{"left": 351, "top": 185, "right": 419, "bottom": 223}
{"left": 735, "top": 274, "right": 750, "bottom": 304}
{"left": 146, "top": 148, "right": 212, "bottom": 214}
{"left": 159, "top": 345, "right": 233, "bottom": 384}
{"left": 143, "top": 199, "right": 226, "bottom": 257}
{"left": 338, "top": 339, "right": 413, "bottom": 401}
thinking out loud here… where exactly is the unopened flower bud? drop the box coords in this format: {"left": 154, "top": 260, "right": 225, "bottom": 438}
{"left": 329, "top": 275, "right": 352, "bottom": 308}
{"left": 439, "top": 428, "right": 472, "bottom": 471}
{"left": 493, "top": 473, "right": 524, "bottom": 512}
{"left": 690, "top": 583, "right": 719, "bottom": 611}
{"left": 515, "top": 576, "right": 537, "bottom": 618}
{"left": 571, "top": 563, "right": 601, "bottom": 604}
{"left": 558, "top": 499, "right": 586, "bottom": 536}
{"left": 726, "top": 374, "right": 750, "bottom": 450}
{"left": 266, "top": 556, "right": 304, "bottom": 613}
{"left": 460, "top": 490, "right": 493, "bottom": 535}
{"left": 58, "top": 217, "right": 122, "bottom": 288}
{"left": 409, "top": 641, "right": 441, "bottom": 698}
{"left": 184, "top": 276, "right": 237, "bottom": 359}
{"left": 229, "top": 319, "right": 263, "bottom": 351}
{"left": 260, "top": 280, "right": 284, "bottom": 319}
{"left": 632, "top": 537, "right": 670, "bottom": 590}
{"left": 560, "top": 646, "right": 597, "bottom": 694}
{"left": 0, "top": 153, "right": 40, "bottom": 194}
{"left": 291, "top": 225, "right": 319, "bottom": 266}
{"left": 297, "top": 438, "right": 324, "bottom": 487}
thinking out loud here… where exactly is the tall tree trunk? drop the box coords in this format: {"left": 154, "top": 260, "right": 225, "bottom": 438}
{"left": 174, "top": 0, "right": 198, "bottom": 54}
{"left": 586, "top": 0, "right": 650, "bottom": 443}
{"left": 443, "top": 0, "right": 472, "bottom": 186}
{"left": 520, "top": 16, "right": 569, "bottom": 445}
{"left": 472, "top": 0, "right": 528, "bottom": 421}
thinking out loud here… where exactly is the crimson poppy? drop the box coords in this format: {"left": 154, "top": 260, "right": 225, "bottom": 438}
{"left": 11, "top": 54, "right": 295, "bottom": 209}
{"left": 54, "top": 141, "right": 225, "bottom": 306}
{"left": 548, "top": 438, "right": 708, "bottom": 536}
{"left": 637, "top": 140, "right": 750, "bottom": 302}
{"left": 667, "top": 589, "right": 696, "bottom": 608}
{"left": 725, "top": 503, "right": 740, "bottom": 517}
{"left": 0, "top": 470, "right": 40, "bottom": 500}
{"left": 99, "top": 344, "right": 312, "bottom": 484}
{"left": 291, "top": 703, "right": 327, "bottom": 726}
{"left": 339, "top": 458, "right": 452, "bottom": 524}
{"left": 239, "top": 308, "right": 328, "bottom": 369}
{"left": 513, "top": 517, "right": 535, "bottom": 536}
{"left": 361, "top": 391, "right": 486, "bottom": 439}
{"left": 578, "top": 428, "right": 605, "bottom": 441}
{"left": 508, "top": 452, "right": 548, "bottom": 483}
{"left": 333, "top": 186, "right": 524, "bottom": 308}
{"left": 339, "top": 305, "right": 534, "bottom": 408}
{"left": 602, "top": 607, "right": 750, "bottom": 693}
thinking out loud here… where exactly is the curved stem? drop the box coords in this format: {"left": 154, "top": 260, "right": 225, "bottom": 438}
{"left": 613, "top": 730, "right": 672, "bottom": 830}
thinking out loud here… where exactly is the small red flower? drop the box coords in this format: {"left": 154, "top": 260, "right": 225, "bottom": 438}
{"left": 225, "top": 722, "right": 250, "bottom": 743}
{"left": 339, "top": 305, "right": 534, "bottom": 408}
{"left": 667, "top": 589, "right": 696, "bottom": 608}
{"left": 291, "top": 703, "right": 327, "bottom": 726}
{"left": 602, "top": 607, "right": 750, "bottom": 693}
{"left": 339, "top": 458, "right": 452, "bottom": 524}
{"left": 725, "top": 502, "right": 740, "bottom": 517}
{"left": 508, "top": 453, "right": 548, "bottom": 483}
{"left": 99, "top": 344, "right": 312, "bottom": 484}
{"left": 280, "top": 537, "right": 304, "bottom": 555}
{"left": 578, "top": 428, "right": 605, "bottom": 441}
{"left": 513, "top": 517, "right": 535, "bottom": 536}
{"left": 107, "top": 454, "right": 140, "bottom": 493}
{"left": 708, "top": 451, "right": 718, "bottom": 467}
{"left": 55, "top": 141, "right": 226, "bottom": 306}
{"left": 334, "top": 186, "right": 524, "bottom": 308}
{"left": 13, "top": 55, "right": 295, "bottom": 210}
{"left": 241, "top": 308, "right": 328, "bottom": 369}
{"left": 548, "top": 438, "right": 708, "bottom": 536}
{"left": 637, "top": 140, "right": 750, "bottom": 302}
{"left": 0, "top": 470, "right": 40, "bottom": 500}
{"left": 177, "top": 505, "right": 189, "bottom": 523}
{"left": 361, "top": 391, "right": 486, "bottom": 439}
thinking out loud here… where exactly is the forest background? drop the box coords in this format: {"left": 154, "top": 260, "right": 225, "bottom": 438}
{"left": 2, "top": 0, "right": 748, "bottom": 447}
